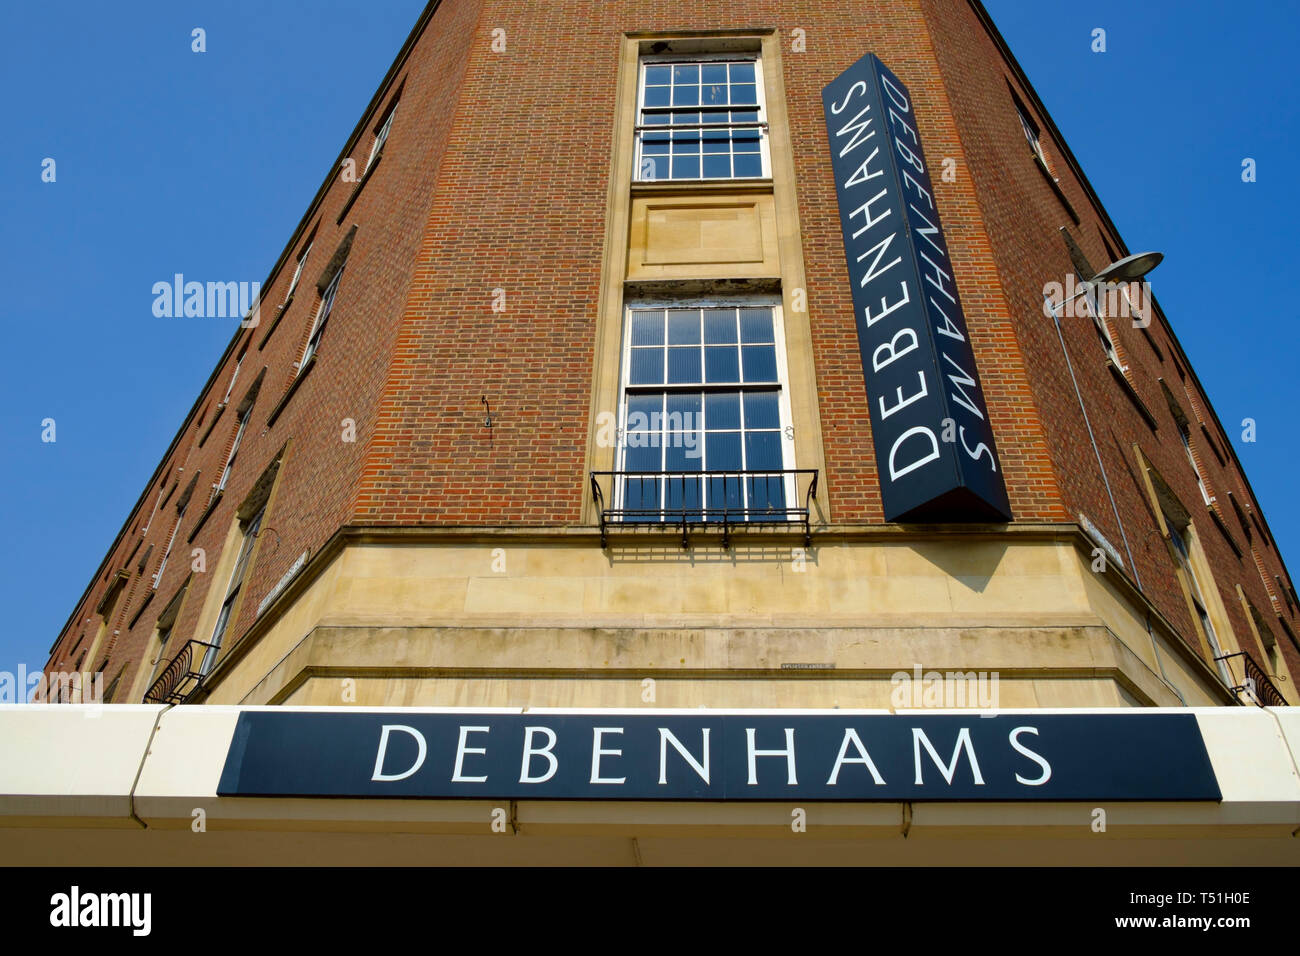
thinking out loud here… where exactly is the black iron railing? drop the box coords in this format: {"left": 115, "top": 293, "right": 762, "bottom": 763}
{"left": 1214, "top": 650, "right": 1289, "bottom": 707}
{"left": 590, "top": 469, "right": 818, "bottom": 549}
{"left": 143, "top": 640, "right": 219, "bottom": 705}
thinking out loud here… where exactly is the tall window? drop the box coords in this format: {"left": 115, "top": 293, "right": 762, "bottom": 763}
{"left": 300, "top": 265, "right": 344, "bottom": 370}
{"left": 1016, "top": 104, "right": 1048, "bottom": 169}
{"left": 217, "top": 410, "right": 249, "bottom": 493}
{"left": 285, "top": 241, "right": 312, "bottom": 301}
{"left": 144, "top": 618, "right": 175, "bottom": 693}
{"left": 635, "top": 55, "right": 767, "bottom": 182}
{"left": 152, "top": 505, "right": 186, "bottom": 590}
{"left": 617, "top": 302, "right": 792, "bottom": 519}
{"left": 1167, "top": 519, "right": 1232, "bottom": 686}
{"left": 364, "top": 103, "right": 397, "bottom": 175}
{"left": 200, "top": 506, "right": 264, "bottom": 675}
{"left": 1081, "top": 284, "right": 1123, "bottom": 369}
{"left": 1180, "top": 426, "right": 1212, "bottom": 505}
{"left": 221, "top": 347, "right": 246, "bottom": 405}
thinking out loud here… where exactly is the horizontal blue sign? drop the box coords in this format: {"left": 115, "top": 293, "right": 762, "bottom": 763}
{"left": 822, "top": 53, "right": 1012, "bottom": 522}
{"left": 218, "top": 712, "right": 1220, "bottom": 802}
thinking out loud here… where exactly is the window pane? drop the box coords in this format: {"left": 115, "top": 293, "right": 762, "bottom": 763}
{"left": 706, "top": 430, "right": 742, "bottom": 470}
{"left": 732, "top": 153, "right": 762, "bottom": 178}
{"left": 643, "top": 85, "right": 670, "bottom": 107}
{"left": 665, "top": 392, "right": 702, "bottom": 423}
{"left": 704, "top": 345, "right": 740, "bottom": 383}
{"left": 667, "top": 346, "right": 702, "bottom": 384}
{"left": 670, "top": 131, "right": 701, "bottom": 153}
{"left": 728, "top": 62, "right": 755, "bottom": 84}
{"left": 622, "top": 476, "right": 661, "bottom": 515}
{"left": 702, "top": 154, "right": 731, "bottom": 179}
{"left": 671, "top": 156, "right": 700, "bottom": 179}
{"left": 743, "top": 391, "right": 781, "bottom": 429}
{"left": 741, "top": 345, "right": 778, "bottom": 382}
{"left": 673, "top": 64, "right": 699, "bottom": 84}
{"left": 629, "top": 347, "right": 664, "bottom": 384}
{"left": 702, "top": 82, "right": 727, "bottom": 106}
{"left": 645, "top": 65, "right": 671, "bottom": 85}
{"left": 666, "top": 439, "right": 703, "bottom": 473}
{"left": 707, "top": 473, "right": 743, "bottom": 516}
{"left": 705, "top": 392, "right": 741, "bottom": 430}
{"left": 740, "top": 307, "right": 774, "bottom": 342}
{"left": 672, "top": 84, "right": 699, "bottom": 107}
{"left": 746, "top": 472, "right": 786, "bottom": 515}
{"left": 703, "top": 309, "right": 737, "bottom": 343}
{"left": 626, "top": 393, "right": 661, "bottom": 430}
{"left": 625, "top": 443, "right": 662, "bottom": 472}
{"left": 744, "top": 430, "right": 783, "bottom": 471}
{"left": 667, "top": 310, "right": 701, "bottom": 344}
{"left": 701, "top": 129, "right": 729, "bottom": 152}
{"left": 630, "top": 311, "right": 664, "bottom": 345}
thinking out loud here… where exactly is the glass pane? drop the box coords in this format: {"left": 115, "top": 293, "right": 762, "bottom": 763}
{"left": 671, "top": 156, "right": 700, "bottom": 179}
{"left": 733, "top": 129, "right": 761, "bottom": 151}
{"left": 702, "top": 154, "right": 731, "bottom": 179}
{"left": 643, "top": 85, "right": 670, "bottom": 107}
{"left": 706, "top": 430, "right": 742, "bottom": 470}
{"left": 743, "top": 391, "right": 781, "bottom": 429}
{"left": 645, "top": 66, "right": 671, "bottom": 85}
{"left": 667, "top": 346, "right": 702, "bottom": 384}
{"left": 701, "top": 64, "right": 727, "bottom": 85}
{"left": 665, "top": 392, "right": 702, "bottom": 425}
{"left": 704, "top": 345, "right": 740, "bottom": 383}
{"left": 670, "top": 132, "right": 701, "bottom": 153}
{"left": 702, "top": 82, "right": 726, "bottom": 105}
{"left": 703, "top": 309, "right": 737, "bottom": 343}
{"left": 732, "top": 109, "right": 759, "bottom": 124}
{"left": 701, "top": 132, "right": 730, "bottom": 153}
{"left": 744, "top": 430, "right": 783, "bottom": 471}
{"left": 625, "top": 443, "right": 662, "bottom": 473}
{"left": 741, "top": 345, "right": 778, "bottom": 382}
{"left": 622, "top": 476, "right": 661, "bottom": 515}
{"left": 701, "top": 110, "right": 729, "bottom": 125}
{"left": 665, "top": 469, "right": 703, "bottom": 515}
{"left": 673, "top": 64, "right": 700, "bottom": 84}
{"left": 630, "top": 310, "right": 664, "bottom": 345}
{"left": 626, "top": 393, "right": 661, "bottom": 430}
{"left": 667, "top": 310, "right": 701, "bottom": 344}
{"left": 731, "top": 83, "right": 758, "bottom": 105}
{"left": 644, "top": 113, "right": 670, "bottom": 126}
{"left": 740, "top": 307, "right": 774, "bottom": 342}
{"left": 629, "top": 347, "right": 665, "bottom": 384}
{"left": 666, "top": 439, "right": 704, "bottom": 473}
{"left": 728, "top": 62, "right": 755, "bottom": 83}
{"left": 672, "top": 84, "right": 699, "bottom": 107}
{"left": 707, "top": 473, "right": 743, "bottom": 517}
{"left": 705, "top": 392, "right": 741, "bottom": 430}
{"left": 733, "top": 153, "right": 762, "bottom": 178}
{"left": 641, "top": 137, "right": 669, "bottom": 155}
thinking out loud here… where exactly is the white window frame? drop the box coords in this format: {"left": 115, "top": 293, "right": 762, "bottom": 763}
{"left": 1081, "top": 284, "right": 1125, "bottom": 371}
{"left": 200, "top": 506, "right": 264, "bottom": 676}
{"left": 221, "top": 350, "right": 245, "bottom": 405}
{"left": 1167, "top": 520, "right": 1232, "bottom": 686}
{"left": 285, "top": 242, "right": 312, "bottom": 302}
{"left": 300, "top": 266, "right": 344, "bottom": 371}
{"left": 364, "top": 105, "right": 397, "bottom": 175}
{"left": 216, "top": 410, "right": 249, "bottom": 494}
{"left": 615, "top": 296, "right": 796, "bottom": 518}
{"left": 1017, "top": 106, "right": 1048, "bottom": 169}
{"left": 152, "top": 505, "right": 186, "bottom": 590}
{"left": 1180, "top": 427, "right": 1212, "bottom": 506}
{"left": 634, "top": 53, "right": 770, "bottom": 183}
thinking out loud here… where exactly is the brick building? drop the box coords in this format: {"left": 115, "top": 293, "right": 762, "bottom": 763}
{"left": 13, "top": 0, "right": 1299, "bottom": 865}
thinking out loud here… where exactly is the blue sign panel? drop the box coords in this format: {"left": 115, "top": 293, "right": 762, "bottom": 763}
{"left": 218, "top": 712, "right": 1220, "bottom": 802}
{"left": 822, "top": 54, "right": 1013, "bottom": 522}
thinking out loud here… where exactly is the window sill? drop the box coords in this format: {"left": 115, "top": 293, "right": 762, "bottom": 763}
{"left": 258, "top": 294, "right": 295, "bottom": 351}
{"left": 187, "top": 490, "right": 223, "bottom": 544}
{"left": 336, "top": 154, "right": 382, "bottom": 225}
{"left": 1106, "top": 359, "right": 1158, "bottom": 431}
{"left": 266, "top": 354, "right": 317, "bottom": 428}
{"left": 631, "top": 177, "right": 773, "bottom": 196}
{"left": 197, "top": 402, "right": 226, "bottom": 448}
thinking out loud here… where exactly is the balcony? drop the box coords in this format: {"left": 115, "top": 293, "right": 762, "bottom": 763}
{"left": 1215, "top": 650, "right": 1289, "bottom": 707}
{"left": 143, "top": 640, "right": 219, "bottom": 704}
{"left": 590, "top": 468, "right": 817, "bottom": 549}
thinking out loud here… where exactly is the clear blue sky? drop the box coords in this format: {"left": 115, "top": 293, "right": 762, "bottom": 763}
{"left": 1, "top": 1, "right": 1295, "bottom": 678}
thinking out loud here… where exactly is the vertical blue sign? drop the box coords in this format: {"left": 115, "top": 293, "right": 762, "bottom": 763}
{"left": 822, "top": 54, "right": 1012, "bottom": 522}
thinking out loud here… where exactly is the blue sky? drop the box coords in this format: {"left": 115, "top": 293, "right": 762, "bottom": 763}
{"left": 1, "top": 1, "right": 1295, "bottom": 678}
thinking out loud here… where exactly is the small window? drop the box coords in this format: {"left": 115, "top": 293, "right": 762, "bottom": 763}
{"left": 1179, "top": 426, "right": 1212, "bottom": 506}
{"left": 635, "top": 55, "right": 768, "bottom": 182}
{"left": 221, "top": 345, "right": 248, "bottom": 405}
{"left": 152, "top": 506, "right": 185, "bottom": 590}
{"left": 300, "top": 266, "right": 344, "bottom": 371}
{"left": 1166, "top": 518, "right": 1232, "bottom": 687}
{"left": 200, "top": 506, "right": 264, "bottom": 675}
{"left": 364, "top": 102, "right": 397, "bottom": 175}
{"left": 1081, "top": 284, "right": 1123, "bottom": 369}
